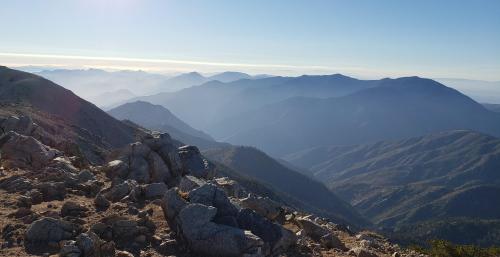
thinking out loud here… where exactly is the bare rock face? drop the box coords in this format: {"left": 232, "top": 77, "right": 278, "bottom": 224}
{"left": 61, "top": 201, "right": 89, "bottom": 217}
{"left": 25, "top": 217, "right": 82, "bottom": 244}
{"left": 178, "top": 145, "right": 215, "bottom": 179}
{"left": 296, "top": 217, "right": 345, "bottom": 250}
{"left": 240, "top": 194, "right": 283, "bottom": 221}
{"left": 0, "top": 131, "right": 60, "bottom": 169}
{"left": 177, "top": 203, "right": 264, "bottom": 257}
{"left": 161, "top": 182, "right": 297, "bottom": 257}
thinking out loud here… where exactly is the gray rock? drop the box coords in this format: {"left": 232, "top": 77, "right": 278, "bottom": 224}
{"left": 240, "top": 195, "right": 283, "bottom": 221}
{"left": 77, "top": 169, "right": 95, "bottom": 182}
{"left": 160, "top": 188, "right": 187, "bottom": 231}
{"left": 237, "top": 208, "right": 296, "bottom": 254}
{"left": 177, "top": 204, "right": 263, "bottom": 257}
{"left": 104, "top": 160, "right": 128, "bottom": 179}
{"left": 178, "top": 175, "right": 205, "bottom": 193}
{"left": 320, "top": 233, "right": 345, "bottom": 250}
{"left": 61, "top": 201, "right": 89, "bottom": 217}
{"left": 104, "top": 180, "right": 138, "bottom": 202}
{"left": 178, "top": 145, "right": 215, "bottom": 179}
{"left": 188, "top": 183, "right": 238, "bottom": 217}
{"left": 112, "top": 220, "right": 139, "bottom": 240}
{"left": 25, "top": 217, "right": 80, "bottom": 243}
{"left": 0, "top": 131, "right": 60, "bottom": 169}
{"left": 59, "top": 240, "right": 81, "bottom": 257}
{"left": 349, "top": 247, "right": 379, "bottom": 257}
{"left": 214, "top": 177, "right": 245, "bottom": 198}
{"left": 0, "top": 175, "right": 32, "bottom": 193}
{"left": 35, "top": 181, "right": 66, "bottom": 201}
{"left": 76, "top": 232, "right": 101, "bottom": 257}
{"left": 295, "top": 217, "right": 330, "bottom": 241}
{"left": 143, "top": 182, "right": 168, "bottom": 200}
{"left": 94, "top": 193, "right": 110, "bottom": 209}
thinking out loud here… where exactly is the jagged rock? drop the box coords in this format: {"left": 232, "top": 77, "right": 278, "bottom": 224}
{"left": 115, "top": 250, "right": 134, "bottom": 257}
{"left": 320, "top": 233, "right": 345, "bottom": 250}
{"left": 0, "top": 175, "right": 33, "bottom": 193}
{"left": 26, "top": 189, "right": 43, "bottom": 204}
{"left": 94, "top": 193, "right": 110, "bottom": 210}
{"left": 237, "top": 208, "right": 296, "bottom": 254}
{"left": 105, "top": 141, "right": 173, "bottom": 184}
{"left": 112, "top": 219, "right": 139, "bottom": 240}
{"left": 16, "top": 195, "right": 32, "bottom": 208}
{"left": 178, "top": 145, "right": 215, "bottom": 179}
{"left": 143, "top": 182, "right": 168, "bottom": 200}
{"left": 104, "top": 179, "right": 138, "bottom": 202}
{"left": 0, "top": 131, "right": 60, "bottom": 169}
{"left": 76, "top": 232, "right": 101, "bottom": 257}
{"left": 104, "top": 160, "right": 128, "bottom": 179}
{"left": 188, "top": 183, "right": 238, "bottom": 217}
{"left": 177, "top": 203, "right": 263, "bottom": 257}
{"left": 0, "top": 115, "right": 35, "bottom": 136}
{"left": 240, "top": 195, "right": 283, "bottom": 221}
{"left": 349, "top": 247, "right": 379, "bottom": 257}
{"left": 178, "top": 175, "right": 205, "bottom": 193}
{"left": 77, "top": 169, "right": 95, "bottom": 182}
{"left": 61, "top": 201, "right": 89, "bottom": 217}
{"left": 160, "top": 188, "right": 187, "bottom": 231}
{"left": 296, "top": 217, "right": 345, "bottom": 249}
{"left": 214, "top": 177, "right": 245, "bottom": 198}
{"left": 59, "top": 240, "right": 81, "bottom": 257}
{"left": 35, "top": 181, "right": 66, "bottom": 201}
{"left": 25, "top": 217, "right": 81, "bottom": 243}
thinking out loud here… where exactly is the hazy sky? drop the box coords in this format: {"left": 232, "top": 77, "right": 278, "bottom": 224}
{"left": 1, "top": 0, "right": 499, "bottom": 79}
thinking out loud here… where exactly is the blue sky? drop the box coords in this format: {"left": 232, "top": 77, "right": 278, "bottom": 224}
{"left": 1, "top": 0, "right": 499, "bottom": 79}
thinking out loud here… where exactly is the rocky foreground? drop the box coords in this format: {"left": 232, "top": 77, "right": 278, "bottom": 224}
{"left": 0, "top": 115, "right": 425, "bottom": 257}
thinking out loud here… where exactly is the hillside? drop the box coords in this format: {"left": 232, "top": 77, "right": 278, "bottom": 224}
{"left": 208, "top": 77, "right": 500, "bottom": 156}
{"left": 108, "top": 101, "right": 213, "bottom": 142}
{"left": 0, "top": 66, "right": 141, "bottom": 162}
{"left": 285, "top": 130, "right": 500, "bottom": 245}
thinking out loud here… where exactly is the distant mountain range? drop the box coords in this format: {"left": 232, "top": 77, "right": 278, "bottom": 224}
{"left": 35, "top": 69, "right": 265, "bottom": 108}
{"left": 129, "top": 75, "right": 500, "bottom": 157}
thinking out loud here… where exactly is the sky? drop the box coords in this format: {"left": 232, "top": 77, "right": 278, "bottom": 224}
{"left": 1, "top": 0, "right": 499, "bottom": 80}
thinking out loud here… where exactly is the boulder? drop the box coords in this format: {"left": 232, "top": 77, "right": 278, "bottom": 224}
{"left": 178, "top": 175, "right": 205, "bottom": 193}
{"left": 76, "top": 232, "right": 102, "bottom": 257}
{"left": 188, "top": 183, "right": 238, "bottom": 217}
{"left": 295, "top": 217, "right": 345, "bottom": 249}
{"left": 240, "top": 195, "right": 283, "bottom": 221}
{"left": 0, "top": 131, "right": 60, "bottom": 169}
{"left": 35, "top": 181, "right": 66, "bottom": 201}
{"left": 178, "top": 145, "right": 215, "bottom": 179}
{"left": 77, "top": 170, "right": 95, "bottom": 182}
{"left": 177, "top": 203, "right": 263, "bottom": 257}
{"left": 94, "top": 193, "right": 110, "bottom": 210}
{"left": 105, "top": 141, "right": 173, "bottom": 184}
{"left": 214, "top": 177, "right": 245, "bottom": 198}
{"left": 143, "top": 182, "right": 168, "bottom": 200}
{"left": 160, "top": 188, "right": 187, "bottom": 231}
{"left": 349, "top": 247, "right": 379, "bottom": 257}
{"left": 237, "top": 208, "right": 296, "bottom": 254}
{"left": 0, "top": 175, "right": 32, "bottom": 193}
{"left": 59, "top": 240, "right": 81, "bottom": 257}
{"left": 104, "top": 180, "right": 138, "bottom": 202}
{"left": 61, "top": 201, "right": 89, "bottom": 217}
{"left": 25, "top": 217, "right": 80, "bottom": 243}
{"left": 112, "top": 219, "right": 139, "bottom": 240}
